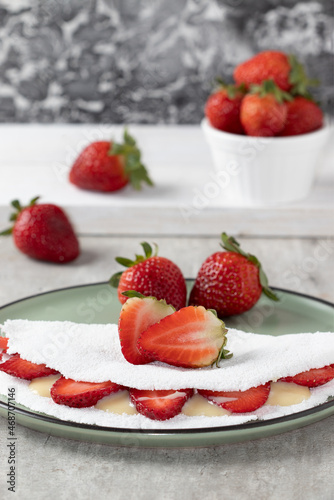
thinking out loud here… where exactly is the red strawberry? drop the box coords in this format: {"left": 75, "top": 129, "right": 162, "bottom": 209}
{"left": 198, "top": 383, "right": 271, "bottom": 413}
{"left": 0, "top": 337, "right": 8, "bottom": 353}
{"left": 138, "top": 304, "right": 231, "bottom": 368}
{"left": 118, "top": 292, "right": 175, "bottom": 364}
{"left": 279, "top": 365, "right": 334, "bottom": 388}
{"left": 69, "top": 129, "right": 153, "bottom": 192}
{"left": 189, "top": 233, "right": 278, "bottom": 317}
{"left": 0, "top": 354, "right": 58, "bottom": 380}
{"left": 205, "top": 82, "right": 246, "bottom": 134}
{"left": 279, "top": 97, "right": 323, "bottom": 136}
{"left": 234, "top": 51, "right": 314, "bottom": 94}
{"left": 110, "top": 242, "right": 187, "bottom": 311}
{"left": 129, "top": 388, "right": 193, "bottom": 420}
{"left": 50, "top": 376, "right": 123, "bottom": 408}
{"left": 240, "top": 80, "right": 291, "bottom": 136}
{"left": 0, "top": 197, "right": 79, "bottom": 263}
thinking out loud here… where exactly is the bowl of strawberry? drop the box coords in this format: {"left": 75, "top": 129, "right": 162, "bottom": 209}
{"left": 202, "top": 51, "right": 331, "bottom": 206}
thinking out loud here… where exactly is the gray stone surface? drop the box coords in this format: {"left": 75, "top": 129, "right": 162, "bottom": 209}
{"left": 0, "top": 235, "right": 333, "bottom": 499}
{"left": 0, "top": 0, "right": 333, "bottom": 123}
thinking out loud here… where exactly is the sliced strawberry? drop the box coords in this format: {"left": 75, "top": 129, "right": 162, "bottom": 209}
{"left": 129, "top": 388, "right": 193, "bottom": 420}
{"left": 0, "top": 337, "right": 8, "bottom": 352}
{"left": 138, "top": 305, "right": 231, "bottom": 368}
{"left": 50, "top": 376, "right": 123, "bottom": 408}
{"left": 0, "top": 354, "right": 58, "bottom": 380}
{"left": 118, "top": 292, "right": 175, "bottom": 364}
{"left": 198, "top": 383, "right": 271, "bottom": 413}
{"left": 279, "top": 365, "right": 334, "bottom": 388}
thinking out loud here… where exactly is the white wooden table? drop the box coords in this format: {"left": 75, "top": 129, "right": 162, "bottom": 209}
{"left": 0, "top": 126, "right": 333, "bottom": 500}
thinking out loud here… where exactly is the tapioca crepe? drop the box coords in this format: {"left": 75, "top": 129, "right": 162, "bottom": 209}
{"left": 0, "top": 320, "right": 333, "bottom": 430}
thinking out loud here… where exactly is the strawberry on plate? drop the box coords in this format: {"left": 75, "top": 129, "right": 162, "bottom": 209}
{"left": 0, "top": 354, "right": 59, "bottom": 380}
{"left": 0, "top": 197, "right": 80, "bottom": 263}
{"left": 240, "top": 80, "right": 291, "bottom": 136}
{"left": 0, "top": 337, "right": 8, "bottom": 353}
{"left": 234, "top": 51, "right": 315, "bottom": 94}
{"left": 129, "top": 388, "right": 193, "bottom": 420}
{"left": 138, "top": 304, "right": 231, "bottom": 368}
{"left": 279, "top": 96, "right": 323, "bottom": 136}
{"left": 118, "top": 292, "right": 175, "bottom": 365}
{"left": 198, "top": 383, "right": 271, "bottom": 413}
{"left": 189, "top": 233, "right": 278, "bottom": 317}
{"left": 279, "top": 365, "right": 334, "bottom": 388}
{"left": 110, "top": 242, "right": 187, "bottom": 311}
{"left": 69, "top": 129, "right": 153, "bottom": 192}
{"left": 50, "top": 376, "right": 123, "bottom": 408}
{"left": 205, "top": 82, "right": 246, "bottom": 134}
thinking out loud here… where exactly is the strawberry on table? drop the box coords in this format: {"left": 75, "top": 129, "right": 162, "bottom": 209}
{"left": 279, "top": 96, "right": 323, "bottom": 136}
{"left": 118, "top": 291, "right": 175, "bottom": 365}
{"left": 205, "top": 81, "right": 246, "bottom": 134}
{"left": 110, "top": 242, "right": 187, "bottom": 311}
{"left": 138, "top": 304, "right": 231, "bottom": 368}
{"left": 189, "top": 232, "right": 278, "bottom": 317}
{"left": 0, "top": 354, "right": 59, "bottom": 380}
{"left": 50, "top": 377, "right": 123, "bottom": 408}
{"left": 240, "top": 80, "right": 291, "bottom": 136}
{"left": 233, "top": 51, "right": 315, "bottom": 94}
{"left": 129, "top": 388, "right": 193, "bottom": 420}
{"left": 198, "top": 383, "right": 271, "bottom": 413}
{"left": 0, "top": 197, "right": 80, "bottom": 263}
{"left": 279, "top": 365, "right": 334, "bottom": 388}
{"left": 69, "top": 129, "right": 153, "bottom": 192}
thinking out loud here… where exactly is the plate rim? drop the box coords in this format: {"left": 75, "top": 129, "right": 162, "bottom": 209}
{"left": 0, "top": 281, "right": 333, "bottom": 438}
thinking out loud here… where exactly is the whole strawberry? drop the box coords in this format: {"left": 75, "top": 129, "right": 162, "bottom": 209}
{"left": 0, "top": 197, "right": 80, "bottom": 263}
{"left": 110, "top": 242, "right": 187, "bottom": 311}
{"left": 205, "top": 82, "right": 246, "bottom": 134}
{"left": 189, "top": 233, "right": 278, "bottom": 317}
{"left": 234, "top": 51, "right": 315, "bottom": 94}
{"left": 279, "top": 96, "right": 323, "bottom": 136}
{"left": 240, "top": 80, "right": 291, "bottom": 136}
{"left": 69, "top": 129, "right": 153, "bottom": 192}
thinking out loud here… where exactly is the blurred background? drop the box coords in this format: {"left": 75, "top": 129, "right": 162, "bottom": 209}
{"left": 0, "top": 0, "right": 333, "bottom": 124}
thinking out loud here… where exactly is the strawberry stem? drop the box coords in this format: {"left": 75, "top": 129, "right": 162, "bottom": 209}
{"left": 220, "top": 233, "right": 279, "bottom": 302}
{"left": 250, "top": 79, "right": 292, "bottom": 104}
{"left": 109, "top": 129, "right": 153, "bottom": 190}
{"left": 288, "top": 54, "right": 319, "bottom": 99}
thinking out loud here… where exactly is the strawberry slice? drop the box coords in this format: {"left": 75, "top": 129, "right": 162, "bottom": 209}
{"left": 50, "top": 376, "right": 123, "bottom": 408}
{"left": 137, "top": 305, "right": 231, "bottom": 368}
{"left": 0, "top": 354, "right": 58, "bottom": 380}
{"left": 118, "top": 292, "right": 175, "bottom": 365}
{"left": 0, "top": 337, "right": 8, "bottom": 352}
{"left": 129, "top": 388, "right": 193, "bottom": 420}
{"left": 279, "top": 365, "right": 334, "bottom": 388}
{"left": 198, "top": 383, "right": 271, "bottom": 413}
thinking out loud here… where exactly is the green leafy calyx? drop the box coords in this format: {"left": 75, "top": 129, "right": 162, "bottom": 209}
{"left": 250, "top": 79, "right": 292, "bottom": 104}
{"left": 220, "top": 232, "right": 279, "bottom": 302}
{"left": 109, "top": 242, "right": 158, "bottom": 288}
{"left": 288, "top": 54, "right": 319, "bottom": 99}
{"left": 214, "top": 78, "right": 247, "bottom": 99}
{"left": 0, "top": 196, "right": 40, "bottom": 236}
{"left": 109, "top": 129, "right": 153, "bottom": 190}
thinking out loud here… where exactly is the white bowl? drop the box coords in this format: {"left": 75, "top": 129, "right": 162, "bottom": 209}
{"left": 201, "top": 118, "right": 331, "bottom": 206}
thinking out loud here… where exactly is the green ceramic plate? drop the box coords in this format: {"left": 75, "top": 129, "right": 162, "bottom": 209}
{"left": 0, "top": 282, "right": 333, "bottom": 448}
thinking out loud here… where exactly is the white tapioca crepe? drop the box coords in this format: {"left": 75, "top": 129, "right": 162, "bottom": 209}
{"left": 0, "top": 320, "right": 333, "bottom": 430}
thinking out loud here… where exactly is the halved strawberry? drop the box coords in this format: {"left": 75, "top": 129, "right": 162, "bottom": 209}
{"left": 129, "top": 388, "right": 193, "bottom": 420}
{"left": 0, "top": 337, "right": 8, "bottom": 352}
{"left": 198, "top": 383, "right": 271, "bottom": 413}
{"left": 138, "top": 305, "right": 231, "bottom": 368}
{"left": 0, "top": 354, "right": 58, "bottom": 380}
{"left": 279, "top": 365, "right": 334, "bottom": 388}
{"left": 50, "top": 376, "right": 123, "bottom": 408}
{"left": 118, "top": 292, "right": 175, "bottom": 364}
